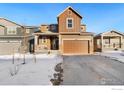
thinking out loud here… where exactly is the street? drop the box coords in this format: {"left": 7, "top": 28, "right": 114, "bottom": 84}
{"left": 62, "top": 55, "right": 124, "bottom": 85}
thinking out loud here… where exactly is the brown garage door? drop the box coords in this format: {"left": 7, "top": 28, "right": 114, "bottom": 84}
{"left": 63, "top": 40, "right": 89, "bottom": 55}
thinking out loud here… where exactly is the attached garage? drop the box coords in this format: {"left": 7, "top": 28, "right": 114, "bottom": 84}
{"left": 0, "top": 41, "right": 21, "bottom": 55}
{"left": 62, "top": 40, "right": 90, "bottom": 55}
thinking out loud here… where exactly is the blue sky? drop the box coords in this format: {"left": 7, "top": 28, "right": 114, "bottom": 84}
{"left": 0, "top": 3, "right": 124, "bottom": 33}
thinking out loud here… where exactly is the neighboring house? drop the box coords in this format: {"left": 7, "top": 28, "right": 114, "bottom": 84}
{"left": 34, "top": 6, "right": 94, "bottom": 55}
{"left": 0, "top": 18, "right": 38, "bottom": 55}
{"left": 25, "top": 26, "right": 39, "bottom": 53}
{"left": 94, "top": 30, "right": 124, "bottom": 52}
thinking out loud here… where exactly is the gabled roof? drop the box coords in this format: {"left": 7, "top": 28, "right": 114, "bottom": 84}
{"left": 57, "top": 6, "right": 82, "bottom": 19}
{"left": 95, "top": 30, "right": 124, "bottom": 37}
{"left": 25, "top": 26, "right": 39, "bottom": 29}
{"left": 34, "top": 30, "right": 59, "bottom": 36}
{"left": 0, "top": 17, "right": 22, "bottom": 27}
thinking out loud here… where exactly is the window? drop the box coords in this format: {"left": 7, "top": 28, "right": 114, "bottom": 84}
{"left": 26, "top": 29, "right": 30, "bottom": 34}
{"left": 7, "top": 26, "right": 17, "bottom": 35}
{"left": 0, "top": 26, "right": 4, "bottom": 35}
{"left": 68, "top": 10, "right": 72, "bottom": 15}
{"left": 104, "top": 39, "right": 110, "bottom": 44}
{"left": 41, "top": 36, "right": 47, "bottom": 43}
{"left": 66, "top": 18, "right": 73, "bottom": 29}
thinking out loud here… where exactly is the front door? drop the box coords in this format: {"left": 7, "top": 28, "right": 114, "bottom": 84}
{"left": 51, "top": 37, "right": 59, "bottom": 50}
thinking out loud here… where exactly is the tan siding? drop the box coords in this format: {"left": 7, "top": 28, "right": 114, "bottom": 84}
{"left": 103, "top": 31, "right": 122, "bottom": 37}
{"left": 0, "top": 26, "right": 4, "bottom": 35}
{"left": 40, "top": 25, "right": 49, "bottom": 32}
{"left": 38, "top": 36, "right": 51, "bottom": 50}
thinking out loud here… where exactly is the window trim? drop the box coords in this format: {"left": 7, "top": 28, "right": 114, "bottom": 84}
{"left": 66, "top": 18, "right": 73, "bottom": 29}
{"left": 7, "top": 26, "right": 17, "bottom": 35}
{"left": 26, "top": 29, "right": 30, "bottom": 34}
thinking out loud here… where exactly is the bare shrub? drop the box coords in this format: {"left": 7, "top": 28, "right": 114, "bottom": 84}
{"left": 9, "top": 65, "right": 20, "bottom": 76}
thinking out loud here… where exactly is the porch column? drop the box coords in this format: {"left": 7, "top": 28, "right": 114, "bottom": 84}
{"left": 120, "top": 36, "right": 122, "bottom": 48}
{"left": 35, "top": 35, "right": 38, "bottom": 45}
{"left": 109, "top": 37, "right": 110, "bottom": 47}
{"left": 59, "top": 35, "right": 62, "bottom": 53}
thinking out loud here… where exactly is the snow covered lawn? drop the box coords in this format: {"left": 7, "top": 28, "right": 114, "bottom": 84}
{"left": 99, "top": 51, "right": 124, "bottom": 63}
{"left": 0, "top": 54, "right": 63, "bottom": 85}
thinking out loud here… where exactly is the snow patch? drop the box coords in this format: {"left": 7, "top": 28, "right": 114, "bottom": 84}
{"left": 100, "top": 51, "right": 124, "bottom": 63}
{"left": 0, "top": 54, "right": 63, "bottom": 85}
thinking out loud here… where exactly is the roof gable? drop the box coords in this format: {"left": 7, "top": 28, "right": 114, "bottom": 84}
{"left": 96, "top": 30, "right": 124, "bottom": 37}
{"left": 0, "top": 18, "right": 22, "bottom": 27}
{"left": 57, "top": 6, "right": 82, "bottom": 19}
{"left": 103, "top": 30, "right": 124, "bottom": 36}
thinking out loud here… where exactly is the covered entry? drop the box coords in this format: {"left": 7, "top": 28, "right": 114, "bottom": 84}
{"left": 62, "top": 40, "right": 89, "bottom": 55}
{"left": 94, "top": 30, "right": 124, "bottom": 52}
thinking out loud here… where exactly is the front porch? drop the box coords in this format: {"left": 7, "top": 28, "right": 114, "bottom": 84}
{"left": 94, "top": 35, "right": 123, "bottom": 52}
{"left": 34, "top": 33, "right": 59, "bottom": 53}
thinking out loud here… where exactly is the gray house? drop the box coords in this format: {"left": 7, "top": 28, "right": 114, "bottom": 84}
{"left": 0, "top": 18, "right": 38, "bottom": 55}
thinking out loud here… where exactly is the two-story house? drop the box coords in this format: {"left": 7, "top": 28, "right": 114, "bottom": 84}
{"left": 34, "top": 6, "right": 94, "bottom": 55}
{"left": 0, "top": 18, "right": 38, "bottom": 55}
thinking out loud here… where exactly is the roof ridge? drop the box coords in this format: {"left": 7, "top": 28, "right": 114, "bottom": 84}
{"left": 57, "top": 6, "right": 82, "bottom": 18}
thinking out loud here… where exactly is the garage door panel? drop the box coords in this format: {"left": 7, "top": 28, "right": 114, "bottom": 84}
{"left": 0, "top": 42, "right": 21, "bottom": 55}
{"left": 63, "top": 40, "right": 89, "bottom": 55}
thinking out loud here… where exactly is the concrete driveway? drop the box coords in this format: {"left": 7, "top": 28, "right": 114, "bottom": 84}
{"left": 62, "top": 55, "right": 124, "bottom": 85}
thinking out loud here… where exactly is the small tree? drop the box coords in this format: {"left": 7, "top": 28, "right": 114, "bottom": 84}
{"left": 12, "top": 48, "right": 15, "bottom": 64}
{"left": 22, "top": 26, "right": 27, "bottom": 64}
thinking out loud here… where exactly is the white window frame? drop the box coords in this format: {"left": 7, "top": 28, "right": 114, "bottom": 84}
{"left": 66, "top": 18, "right": 73, "bottom": 29}
{"left": 7, "top": 26, "right": 17, "bottom": 35}
{"left": 26, "top": 29, "right": 30, "bottom": 34}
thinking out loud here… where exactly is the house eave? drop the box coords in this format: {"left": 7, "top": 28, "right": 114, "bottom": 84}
{"left": 33, "top": 33, "right": 59, "bottom": 36}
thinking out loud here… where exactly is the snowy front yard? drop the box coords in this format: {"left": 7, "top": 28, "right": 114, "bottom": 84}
{"left": 99, "top": 51, "right": 124, "bottom": 63}
{"left": 0, "top": 54, "right": 63, "bottom": 85}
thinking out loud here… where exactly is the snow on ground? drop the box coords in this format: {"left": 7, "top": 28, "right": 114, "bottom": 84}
{"left": 0, "top": 54, "right": 63, "bottom": 85}
{"left": 99, "top": 51, "right": 124, "bottom": 63}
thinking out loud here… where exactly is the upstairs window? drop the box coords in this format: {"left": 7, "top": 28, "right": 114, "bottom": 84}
{"left": 66, "top": 18, "right": 73, "bottom": 29}
{"left": 7, "top": 26, "right": 17, "bottom": 35}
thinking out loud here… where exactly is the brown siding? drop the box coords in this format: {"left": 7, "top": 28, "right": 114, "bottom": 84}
{"left": 58, "top": 8, "right": 81, "bottom": 33}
